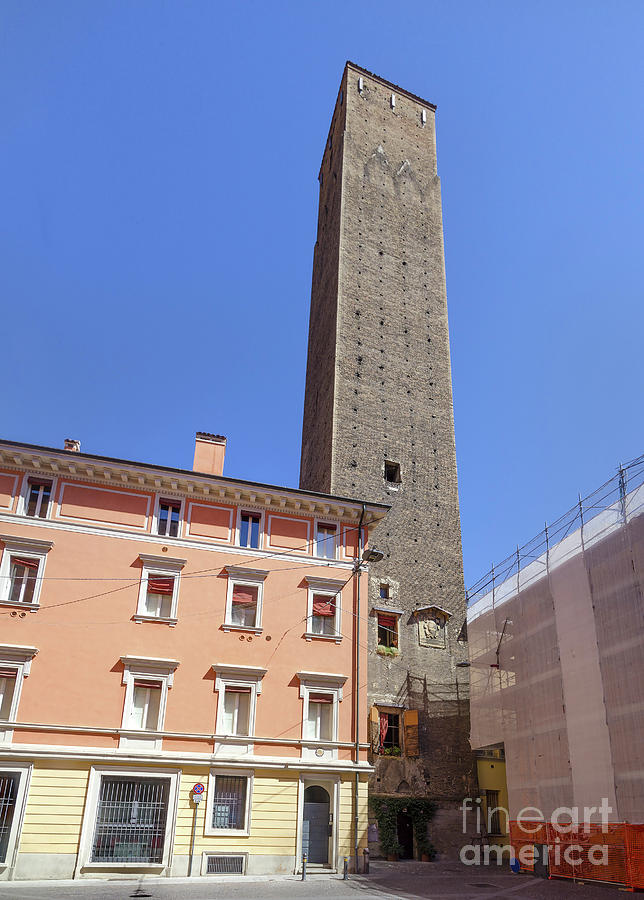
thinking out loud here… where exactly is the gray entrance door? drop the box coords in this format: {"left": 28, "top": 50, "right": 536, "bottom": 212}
{"left": 302, "top": 785, "right": 330, "bottom": 864}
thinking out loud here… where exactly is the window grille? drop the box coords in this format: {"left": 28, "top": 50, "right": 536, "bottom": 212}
{"left": 0, "top": 774, "right": 18, "bottom": 863}
{"left": 206, "top": 854, "right": 244, "bottom": 874}
{"left": 212, "top": 776, "right": 247, "bottom": 830}
{"left": 91, "top": 777, "right": 169, "bottom": 864}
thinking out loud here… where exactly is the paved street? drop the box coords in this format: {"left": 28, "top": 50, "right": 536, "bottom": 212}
{"left": 0, "top": 861, "right": 622, "bottom": 900}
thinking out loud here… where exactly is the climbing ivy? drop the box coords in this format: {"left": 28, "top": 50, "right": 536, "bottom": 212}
{"left": 370, "top": 797, "right": 438, "bottom": 859}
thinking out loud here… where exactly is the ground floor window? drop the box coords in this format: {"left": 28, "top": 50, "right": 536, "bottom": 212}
{"left": 485, "top": 789, "right": 502, "bottom": 835}
{"left": 211, "top": 775, "right": 247, "bottom": 830}
{"left": 0, "top": 773, "right": 18, "bottom": 863}
{"left": 0, "top": 764, "right": 31, "bottom": 868}
{"left": 91, "top": 777, "right": 170, "bottom": 864}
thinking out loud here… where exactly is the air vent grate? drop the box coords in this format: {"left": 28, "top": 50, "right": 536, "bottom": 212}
{"left": 206, "top": 854, "right": 244, "bottom": 875}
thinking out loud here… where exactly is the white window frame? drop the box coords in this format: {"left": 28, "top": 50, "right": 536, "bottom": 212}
{"left": 18, "top": 473, "right": 57, "bottom": 519}
{"left": 212, "top": 664, "right": 266, "bottom": 757}
{"left": 0, "top": 535, "right": 53, "bottom": 610}
{"left": 236, "top": 508, "right": 264, "bottom": 550}
{"left": 0, "top": 762, "right": 33, "bottom": 872}
{"left": 0, "top": 644, "right": 38, "bottom": 743}
{"left": 304, "top": 691, "right": 336, "bottom": 742}
{"left": 223, "top": 566, "right": 268, "bottom": 634}
{"left": 76, "top": 765, "right": 180, "bottom": 873}
{"left": 304, "top": 576, "right": 344, "bottom": 643}
{"left": 119, "top": 655, "right": 179, "bottom": 750}
{"left": 297, "top": 671, "right": 347, "bottom": 762}
{"left": 153, "top": 495, "right": 184, "bottom": 539}
{"left": 205, "top": 767, "right": 254, "bottom": 836}
{"left": 134, "top": 553, "right": 186, "bottom": 626}
{"left": 314, "top": 519, "right": 338, "bottom": 560}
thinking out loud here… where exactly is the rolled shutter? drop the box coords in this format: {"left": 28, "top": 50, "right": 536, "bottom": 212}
{"left": 312, "top": 595, "right": 335, "bottom": 616}
{"left": 232, "top": 584, "right": 257, "bottom": 606}
{"left": 12, "top": 557, "right": 39, "bottom": 570}
{"left": 147, "top": 576, "right": 174, "bottom": 595}
{"left": 403, "top": 709, "right": 419, "bottom": 757}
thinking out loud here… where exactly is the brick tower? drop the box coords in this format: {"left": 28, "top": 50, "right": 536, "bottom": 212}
{"left": 300, "top": 62, "right": 475, "bottom": 855}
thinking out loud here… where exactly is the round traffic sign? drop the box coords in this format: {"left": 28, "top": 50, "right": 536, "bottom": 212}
{"left": 192, "top": 783, "right": 205, "bottom": 795}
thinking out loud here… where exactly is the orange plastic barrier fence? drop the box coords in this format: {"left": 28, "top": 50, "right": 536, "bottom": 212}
{"left": 509, "top": 821, "right": 644, "bottom": 890}
{"left": 509, "top": 822, "right": 548, "bottom": 872}
{"left": 626, "top": 825, "right": 644, "bottom": 890}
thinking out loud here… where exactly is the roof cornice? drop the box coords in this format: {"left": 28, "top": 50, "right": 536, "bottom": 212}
{"left": 0, "top": 440, "right": 389, "bottom": 524}
{"left": 345, "top": 61, "right": 437, "bottom": 111}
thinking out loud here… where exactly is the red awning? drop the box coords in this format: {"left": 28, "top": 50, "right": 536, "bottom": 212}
{"left": 309, "top": 694, "right": 333, "bottom": 703}
{"left": 312, "top": 595, "right": 335, "bottom": 616}
{"left": 12, "top": 557, "right": 39, "bottom": 571}
{"left": 232, "top": 585, "right": 257, "bottom": 606}
{"left": 147, "top": 576, "right": 174, "bottom": 595}
{"left": 378, "top": 613, "right": 397, "bottom": 628}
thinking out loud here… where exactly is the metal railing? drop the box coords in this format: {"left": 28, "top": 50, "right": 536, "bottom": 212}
{"left": 0, "top": 774, "right": 18, "bottom": 863}
{"left": 91, "top": 777, "right": 169, "bottom": 864}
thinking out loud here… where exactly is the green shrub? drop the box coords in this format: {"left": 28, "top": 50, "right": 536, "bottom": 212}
{"left": 370, "top": 797, "right": 437, "bottom": 859}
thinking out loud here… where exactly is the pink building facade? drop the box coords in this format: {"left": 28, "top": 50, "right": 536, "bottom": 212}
{"left": 0, "top": 433, "right": 387, "bottom": 880}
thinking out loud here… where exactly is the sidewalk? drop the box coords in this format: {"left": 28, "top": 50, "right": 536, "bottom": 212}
{"left": 0, "top": 860, "right": 627, "bottom": 899}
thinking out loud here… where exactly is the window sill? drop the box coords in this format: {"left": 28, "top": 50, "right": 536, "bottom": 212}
{"left": 133, "top": 615, "right": 178, "bottom": 626}
{"left": 0, "top": 600, "right": 39, "bottom": 612}
{"left": 82, "top": 862, "right": 166, "bottom": 870}
{"left": 221, "top": 624, "right": 263, "bottom": 635}
{"left": 205, "top": 828, "right": 250, "bottom": 837}
{"left": 304, "top": 632, "right": 342, "bottom": 643}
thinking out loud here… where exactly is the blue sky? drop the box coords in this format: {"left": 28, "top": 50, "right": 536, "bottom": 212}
{"left": 2, "top": 1, "right": 643, "bottom": 586}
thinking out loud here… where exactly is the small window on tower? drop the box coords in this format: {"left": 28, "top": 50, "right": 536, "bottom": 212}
{"left": 377, "top": 612, "right": 398, "bottom": 649}
{"left": 380, "top": 584, "right": 390, "bottom": 599}
{"left": 384, "top": 461, "right": 401, "bottom": 484}
{"left": 378, "top": 710, "right": 401, "bottom": 754}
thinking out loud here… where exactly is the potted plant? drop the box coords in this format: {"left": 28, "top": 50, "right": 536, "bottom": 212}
{"left": 407, "top": 798, "right": 437, "bottom": 861}
{"left": 381, "top": 835, "right": 403, "bottom": 862}
{"left": 383, "top": 745, "right": 402, "bottom": 757}
{"left": 377, "top": 644, "right": 400, "bottom": 657}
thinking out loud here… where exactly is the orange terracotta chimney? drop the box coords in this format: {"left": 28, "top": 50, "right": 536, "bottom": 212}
{"left": 193, "top": 432, "right": 226, "bottom": 476}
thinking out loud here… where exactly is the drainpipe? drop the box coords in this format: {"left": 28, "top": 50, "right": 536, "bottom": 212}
{"left": 354, "top": 503, "right": 366, "bottom": 874}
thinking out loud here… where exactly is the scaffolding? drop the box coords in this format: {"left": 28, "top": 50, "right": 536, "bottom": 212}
{"left": 467, "top": 453, "right": 644, "bottom": 831}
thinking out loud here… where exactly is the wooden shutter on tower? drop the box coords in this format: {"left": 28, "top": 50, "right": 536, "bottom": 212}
{"left": 368, "top": 705, "right": 380, "bottom": 753}
{"left": 403, "top": 709, "right": 419, "bottom": 757}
